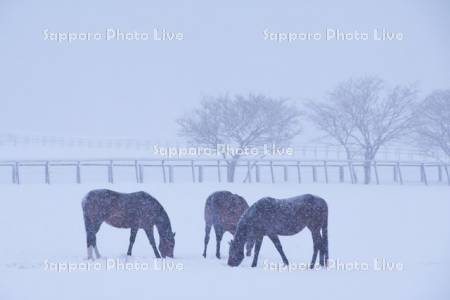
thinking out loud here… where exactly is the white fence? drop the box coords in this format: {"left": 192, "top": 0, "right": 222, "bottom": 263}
{"left": 0, "top": 158, "right": 449, "bottom": 185}
{"left": 1, "top": 133, "right": 446, "bottom": 161}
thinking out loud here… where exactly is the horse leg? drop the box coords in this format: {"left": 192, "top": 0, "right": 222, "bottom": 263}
{"left": 86, "top": 231, "right": 95, "bottom": 260}
{"left": 251, "top": 235, "right": 264, "bottom": 267}
{"left": 127, "top": 227, "right": 138, "bottom": 256}
{"left": 214, "top": 225, "right": 224, "bottom": 259}
{"left": 310, "top": 229, "right": 321, "bottom": 269}
{"left": 321, "top": 218, "right": 329, "bottom": 267}
{"left": 245, "top": 238, "right": 255, "bottom": 257}
{"left": 92, "top": 222, "right": 103, "bottom": 259}
{"left": 203, "top": 222, "right": 212, "bottom": 258}
{"left": 145, "top": 228, "right": 161, "bottom": 258}
{"left": 85, "top": 218, "right": 102, "bottom": 260}
{"left": 319, "top": 234, "right": 325, "bottom": 267}
{"left": 268, "top": 235, "right": 289, "bottom": 266}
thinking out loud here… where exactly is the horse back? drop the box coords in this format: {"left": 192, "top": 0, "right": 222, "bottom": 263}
{"left": 284, "top": 194, "right": 328, "bottom": 228}
{"left": 82, "top": 189, "right": 160, "bottom": 228}
{"left": 244, "top": 194, "right": 328, "bottom": 235}
{"left": 204, "top": 191, "right": 249, "bottom": 231}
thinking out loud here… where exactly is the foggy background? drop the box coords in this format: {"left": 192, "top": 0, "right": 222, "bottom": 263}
{"left": 1, "top": 0, "right": 450, "bottom": 144}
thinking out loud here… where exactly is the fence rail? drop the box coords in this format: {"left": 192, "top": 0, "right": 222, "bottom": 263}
{"left": 2, "top": 133, "right": 448, "bottom": 162}
{"left": 0, "top": 158, "right": 449, "bottom": 185}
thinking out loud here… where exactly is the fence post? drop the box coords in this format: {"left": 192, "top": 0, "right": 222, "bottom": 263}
{"left": 45, "top": 161, "right": 50, "bottom": 184}
{"left": 444, "top": 164, "right": 450, "bottom": 185}
{"left": 134, "top": 160, "right": 139, "bottom": 183}
{"left": 139, "top": 165, "right": 144, "bottom": 183}
{"left": 247, "top": 161, "right": 252, "bottom": 183}
{"left": 168, "top": 165, "right": 174, "bottom": 183}
{"left": 423, "top": 164, "right": 428, "bottom": 185}
{"left": 373, "top": 161, "right": 379, "bottom": 185}
{"left": 15, "top": 162, "right": 20, "bottom": 184}
{"left": 339, "top": 165, "right": 344, "bottom": 183}
{"left": 393, "top": 165, "right": 398, "bottom": 183}
{"left": 198, "top": 165, "right": 203, "bottom": 183}
{"left": 161, "top": 160, "right": 167, "bottom": 183}
{"left": 108, "top": 160, "right": 114, "bottom": 184}
{"left": 283, "top": 165, "right": 288, "bottom": 182}
{"left": 270, "top": 161, "right": 275, "bottom": 183}
{"left": 323, "top": 161, "right": 328, "bottom": 184}
{"left": 76, "top": 161, "right": 81, "bottom": 184}
{"left": 191, "top": 160, "right": 196, "bottom": 183}
{"left": 297, "top": 161, "right": 301, "bottom": 184}
{"left": 256, "top": 164, "right": 261, "bottom": 183}
{"left": 397, "top": 162, "right": 403, "bottom": 185}
{"left": 437, "top": 165, "right": 442, "bottom": 182}
{"left": 420, "top": 163, "right": 428, "bottom": 185}
{"left": 11, "top": 164, "right": 16, "bottom": 184}
{"left": 312, "top": 166, "right": 317, "bottom": 183}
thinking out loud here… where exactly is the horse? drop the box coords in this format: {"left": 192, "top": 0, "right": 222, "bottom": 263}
{"left": 228, "top": 194, "right": 328, "bottom": 268}
{"left": 203, "top": 191, "right": 254, "bottom": 259}
{"left": 82, "top": 189, "right": 175, "bottom": 260}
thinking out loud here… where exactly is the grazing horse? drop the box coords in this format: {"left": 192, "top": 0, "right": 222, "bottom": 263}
{"left": 203, "top": 191, "right": 254, "bottom": 259}
{"left": 82, "top": 189, "right": 175, "bottom": 260}
{"left": 228, "top": 194, "right": 328, "bottom": 268}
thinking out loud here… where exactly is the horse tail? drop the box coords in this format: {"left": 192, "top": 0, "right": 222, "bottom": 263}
{"left": 81, "top": 195, "right": 92, "bottom": 246}
{"left": 321, "top": 204, "right": 329, "bottom": 265}
{"left": 81, "top": 193, "right": 99, "bottom": 249}
{"left": 204, "top": 193, "right": 214, "bottom": 224}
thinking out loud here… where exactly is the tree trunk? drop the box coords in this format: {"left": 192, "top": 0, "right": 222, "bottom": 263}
{"left": 227, "top": 159, "right": 238, "bottom": 182}
{"left": 344, "top": 147, "right": 358, "bottom": 183}
{"left": 363, "top": 161, "right": 371, "bottom": 184}
{"left": 363, "top": 152, "right": 373, "bottom": 184}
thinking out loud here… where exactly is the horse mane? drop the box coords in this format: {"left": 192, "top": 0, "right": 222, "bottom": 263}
{"left": 142, "top": 192, "right": 173, "bottom": 237}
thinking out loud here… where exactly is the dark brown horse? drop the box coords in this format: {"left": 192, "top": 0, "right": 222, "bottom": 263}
{"left": 203, "top": 191, "right": 254, "bottom": 259}
{"left": 228, "top": 194, "right": 328, "bottom": 268}
{"left": 82, "top": 189, "right": 175, "bottom": 260}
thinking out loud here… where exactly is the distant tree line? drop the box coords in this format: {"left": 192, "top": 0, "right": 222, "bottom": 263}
{"left": 177, "top": 76, "right": 450, "bottom": 183}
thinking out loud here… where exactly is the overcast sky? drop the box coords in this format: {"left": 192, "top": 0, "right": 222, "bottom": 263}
{"left": 1, "top": 0, "right": 449, "bottom": 144}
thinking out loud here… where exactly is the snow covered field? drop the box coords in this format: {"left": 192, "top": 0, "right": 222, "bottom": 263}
{"left": 0, "top": 183, "right": 449, "bottom": 300}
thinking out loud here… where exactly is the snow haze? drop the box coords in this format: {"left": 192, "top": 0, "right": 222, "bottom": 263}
{"left": 1, "top": 0, "right": 450, "bottom": 142}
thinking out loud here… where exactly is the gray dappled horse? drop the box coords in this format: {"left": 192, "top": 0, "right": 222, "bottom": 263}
{"left": 82, "top": 189, "right": 175, "bottom": 260}
{"left": 203, "top": 191, "right": 254, "bottom": 259}
{"left": 228, "top": 194, "right": 328, "bottom": 268}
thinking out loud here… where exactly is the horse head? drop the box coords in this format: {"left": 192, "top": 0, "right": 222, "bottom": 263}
{"left": 227, "top": 239, "right": 244, "bottom": 267}
{"left": 159, "top": 231, "right": 176, "bottom": 258}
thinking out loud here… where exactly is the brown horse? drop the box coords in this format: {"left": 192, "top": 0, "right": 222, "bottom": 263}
{"left": 203, "top": 191, "right": 254, "bottom": 259}
{"left": 228, "top": 194, "right": 328, "bottom": 268}
{"left": 82, "top": 189, "right": 175, "bottom": 260}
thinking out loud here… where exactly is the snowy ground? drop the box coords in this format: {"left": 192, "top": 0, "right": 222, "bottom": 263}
{"left": 0, "top": 183, "right": 449, "bottom": 300}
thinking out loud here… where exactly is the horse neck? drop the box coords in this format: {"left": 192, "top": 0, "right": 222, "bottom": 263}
{"left": 234, "top": 221, "right": 249, "bottom": 248}
{"left": 154, "top": 209, "right": 172, "bottom": 239}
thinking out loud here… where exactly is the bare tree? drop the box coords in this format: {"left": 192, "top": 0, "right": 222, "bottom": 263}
{"left": 413, "top": 90, "right": 450, "bottom": 160}
{"left": 177, "top": 94, "right": 302, "bottom": 182}
{"left": 306, "top": 76, "right": 417, "bottom": 184}
{"left": 306, "top": 99, "right": 356, "bottom": 160}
